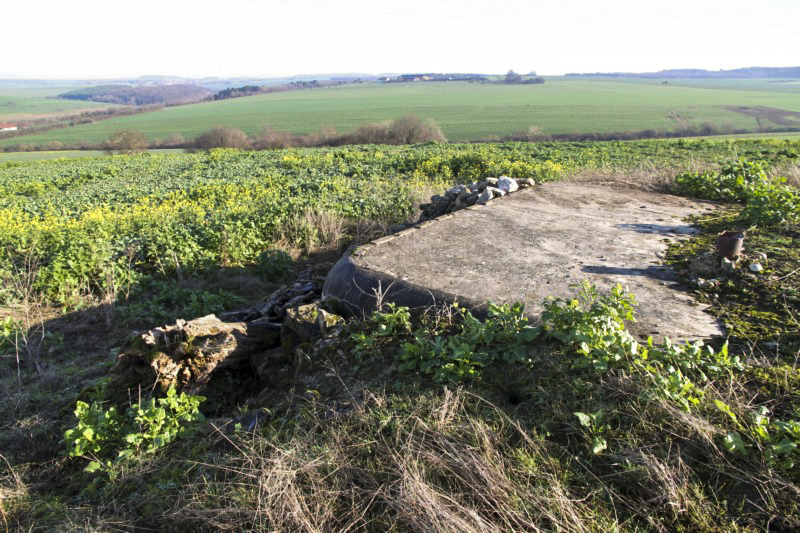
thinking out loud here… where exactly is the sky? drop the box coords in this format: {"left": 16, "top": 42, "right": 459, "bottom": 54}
{"left": 4, "top": 0, "right": 799, "bottom": 79}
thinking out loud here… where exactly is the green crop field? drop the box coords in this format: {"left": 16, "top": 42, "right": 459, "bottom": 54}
{"left": 0, "top": 148, "right": 182, "bottom": 162}
{"left": 0, "top": 86, "right": 118, "bottom": 121}
{"left": 686, "top": 131, "right": 800, "bottom": 141}
{"left": 590, "top": 77, "right": 800, "bottom": 93}
{"left": 2, "top": 139, "right": 799, "bottom": 531}
{"left": 1, "top": 138, "right": 796, "bottom": 305}
{"left": 3, "top": 78, "right": 800, "bottom": 148}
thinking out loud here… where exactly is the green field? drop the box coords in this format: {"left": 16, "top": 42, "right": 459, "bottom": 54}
{"left": 0, "top": 86, "right": 118, "bottom": 121}
{"left": 587, "top": 76, "right": 800, "bottom": 93}
{"left": 3, "top": 78, "right": 800, "bottom": 147}
{"left": 0, "top": 148, "right": 182, "bottom": 162}
{"left": 2, "top": 140, "right": 799, "bottom": 530}
{"left": 686, "top": 131, "right": 800, "bottom": 140}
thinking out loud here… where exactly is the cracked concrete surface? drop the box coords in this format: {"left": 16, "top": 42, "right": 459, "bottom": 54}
{"left": 324, "top": 182, "right": 724, "bottom": 341}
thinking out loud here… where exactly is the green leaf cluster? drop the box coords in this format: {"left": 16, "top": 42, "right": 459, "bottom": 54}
{"left": 397, "top": 302, "right": 539, "bottom": 382}
{"left": 715, "top": 401, "right": 800, "bottom": 469}
{"left": 64, "top": 385, "right": 205, "bottom": 475}
{"left": 674, "top": 158, "right": 799, "bottom": 227}
{"left": 540, "top": 281, "right": 743, "bottom": 411}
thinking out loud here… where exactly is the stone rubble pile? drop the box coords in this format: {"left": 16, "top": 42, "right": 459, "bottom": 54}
{"left": 415, "top": 176, "right": 535, "bottom": 223}
{"left": 111, "top": 262, "right": 345, "bottom": 399}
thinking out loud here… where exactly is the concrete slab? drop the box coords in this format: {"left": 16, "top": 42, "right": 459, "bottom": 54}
{"left": 323, "top": 182, "right": 724, "bottom": 341}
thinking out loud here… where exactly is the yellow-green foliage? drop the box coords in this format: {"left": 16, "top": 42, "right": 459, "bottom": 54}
{"left": 1, "top": 140, "right": 797, "bottom": 305}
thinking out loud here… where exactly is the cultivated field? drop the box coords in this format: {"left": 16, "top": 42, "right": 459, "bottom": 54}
{"left": 1, "top": 139, "right": 799, "bottom": 530}
{"left": 0, "top": 86, "right": 118, "bottom": 121}
{"left": 2, "top": 78, "right": 800, "bottom": 147}
{"left": 0, "top": 149, "right": 182, "bottom": 162}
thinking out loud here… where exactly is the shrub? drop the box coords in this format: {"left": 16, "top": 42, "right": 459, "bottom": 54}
{"left": 193, "top": 127, "right": 250, "bottom": 150}
{"left": 103, "top": 130, "right": 148, "bottom": 155}
{"left": 386, "top": 115, "right": 447, "bottom": 144}
{"left": 256, "top": 249, "right": 292, "bottom": 281}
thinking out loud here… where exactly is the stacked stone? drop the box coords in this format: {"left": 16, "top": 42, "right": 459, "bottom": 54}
{"left": 416, "top": 176, "right": 534, "bottom": 223}
{"left": 221, "top": 262, "right": 332, "bottom": 323}
{"left": 112, "top": 262, "right": 345, "bottom": 399}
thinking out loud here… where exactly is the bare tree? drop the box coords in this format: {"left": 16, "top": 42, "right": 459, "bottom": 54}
{"left": 104, "top": 130, "right": 148, "bottom": 155}
{"left": 193, "top": 127, "right": 251, "bottom": 150}
{"left": 505, "top": 70, "right": 523, "bottom": 83}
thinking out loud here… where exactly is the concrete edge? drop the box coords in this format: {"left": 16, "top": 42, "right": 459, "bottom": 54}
{"left": 322, "top": 247, "right": 489, "bottom": 319}
{"left": 321, "top": 188, "right": 521, "bottom": 319}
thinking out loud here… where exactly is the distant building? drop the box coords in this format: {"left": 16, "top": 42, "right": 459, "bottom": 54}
{"left": 398, "top": 74, "right": 431, "bottom": 82}
{"left": 0, "top": 123, "right": 17, "bottom": 132}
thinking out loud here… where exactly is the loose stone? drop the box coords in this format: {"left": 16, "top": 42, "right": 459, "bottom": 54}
{"left": 497, "top": 176, "right": 519, "bottom": 193}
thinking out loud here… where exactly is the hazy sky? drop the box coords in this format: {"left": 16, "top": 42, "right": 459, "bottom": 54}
{"left": 4, "top": 0, "right": 798, "bottom": 78}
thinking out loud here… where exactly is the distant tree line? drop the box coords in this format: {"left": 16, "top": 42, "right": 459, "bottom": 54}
{"left": 503, "top": 70, "right": 546, "bottom": 84}
{"left": 384, "top": 73, "right": 490, "bottom": 83}
{"left": 59, "top": 84, "right": 211, "bottom": 106}
{"left": 210, "top": 79, "right": 362, "bottom": 101}
{"left": 565, "top": 66, "right": 800, "bottom": 79}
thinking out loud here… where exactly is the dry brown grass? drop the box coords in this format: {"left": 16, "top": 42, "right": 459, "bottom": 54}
{"left": 779, "top": 162, "right": 800, "bottom": 187}
{"left": 272, "top": 208, "right": 350, "bottom": 256}
{"left": 565, "top": 161, "right": 709, "bottom": 194}
{"left": 161, "top": 389, "right": 610, "bottom": 532}
{"left": 0, "top": 455, "right": 25, "bottom": 530}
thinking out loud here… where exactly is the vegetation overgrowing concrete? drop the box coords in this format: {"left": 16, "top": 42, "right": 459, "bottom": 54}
{"left": 1, "top": 139, "right": 799, "bottom": 531}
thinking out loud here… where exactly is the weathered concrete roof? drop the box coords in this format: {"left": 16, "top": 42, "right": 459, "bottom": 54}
{"left": 323, "top": 182, "right": 723, "bottom": 341}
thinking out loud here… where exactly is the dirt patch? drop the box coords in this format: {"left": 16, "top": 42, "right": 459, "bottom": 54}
{"left": 668, "top": 111, "right": 690, "bottom": 129}
{"left": 725, "top": 105, "right": 800, "bottom": 128}
{"left": 324, "top": 183, "right": 724, "bottom": 342}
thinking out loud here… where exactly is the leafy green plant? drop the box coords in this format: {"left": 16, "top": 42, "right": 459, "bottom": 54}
{"left": 574, "top": 410, "right": 610, "bottom": 454}
{"left": 371, "top": 303, "right": 412, "bottom": 337}
{"left": 350, "top": 303, "right": 412, "bottom": 359}
{"left": 0, "top": 315, "right": 16, "bottom": 354}
{"left": 538, "top": 282, "right": 742, "bottom": 411}
{"left": 741, "top": 183, "right": 800, "bottom": 226}
{"left": 541, "top": 281, "right": 637, "bottom": 372}
{"left": 673, "top": 158, "right": 798, "bottom": 227}
{"left": 119, "top": 277, "right": 244, "bottom": 325}
{"left": 256, "top": 249, "right": 292, "bottom": 281}
{"left": 714, "top": 400, "right": 800, "bottom": 468}
{"left": 674, "top": 158, "right": 770, "bottom": 202}
{"left": 65, "top": 385, "right": 205, "bottom": 475}
{"left": 397, "top": 301, "right": 539, "bottom": 382}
